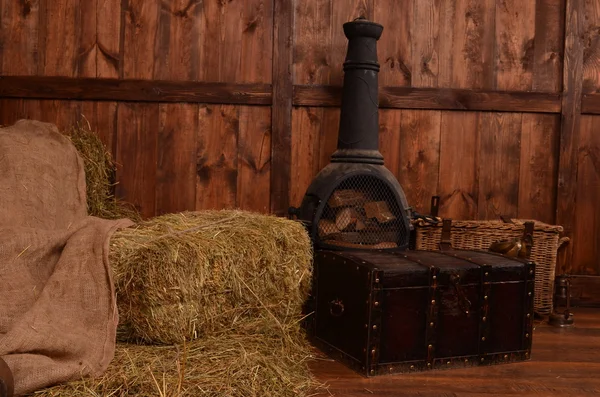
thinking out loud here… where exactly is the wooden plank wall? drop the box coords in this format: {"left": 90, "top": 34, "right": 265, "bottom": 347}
{"left": 0, "top": 0, "right": 599, "bottom": 283}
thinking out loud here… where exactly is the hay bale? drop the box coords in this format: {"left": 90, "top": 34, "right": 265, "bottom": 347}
{"left": 65, "top": 123, "right": 140, "bottom": 221}
{"left": 110, "top": 210, "right": 313, "bottom": 345}
{"left": 33, "top": 321, "right": 324, "bottom": 397}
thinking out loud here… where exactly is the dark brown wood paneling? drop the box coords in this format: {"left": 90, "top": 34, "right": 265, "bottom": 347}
{"left": 270, "top": 0, "right": 294, "bottom": 215}
{"left": 156, "top": 103, "right": 197, "bottom": 215}
{"left": 293, "top": 0, "right": 371, "bottom": 86}
{"left": 438, "top": 0, "right": 496, "bottom": 89}
{"left": 570, "top": 276, "right": 600, "bottom": 307}
{"left": 0, "top": 76, "right": 272, "bottom": 105}
{"left": 0, "top": 0, "right": 40, "bottom": 75}
{"left": 437, "top": 111, "right": 479, "bottom": 220}
{"left": 398, "top": 110, "right": 441, "bottom": 214}
{"left": 477, "top": 112, "right": 522, "bottom": 219}
{"left": 318, "top": 109, "right": 340, "bottom": 171}
{"left": 533, "top": 0, "right": 565, "bottom": 92}
{"left": 410, "top": 0, "right": 440, "bottom": 88}
{"left": 378, "top": 109, "right": 402, "bottom": 179}
{"left": 582, "top": 94, "right": 600, "bottom": 113}
{"left": 97, "top": 0, "right": 121, "bottom": 78}
{"left": 199, "top": 0, "right": 272, "bottom": 83}
{"left": 153, "top": 0, "right": 198, "bottom": 82}
{"left": 196, "top": 105, "right": 239, "bottom": 211}
{"left": 41, "top": 0, "right": 79, "bottom": 77}
{"left": 556, "top": 0, "right": 585, "bottom": 273}
{"left": 289, "top": 107, "right": 322, "bottom": 208}
{"left": 237, "top": 106, "right": 272, "bottom": 213}
{"left": 116, "top": 103, "right": 159, "bottom": 218}
{"left": 122, "top": 1, "right": 159, "bottom": 80}
{"left": 495, "top": 0, "right": 536, "bottom": 91}
{"left": 293, "top": 85, "right": 562, "bottom": 113}
{"left": 518, "top": 114, "right": 560, "bottom": 224}
{"left": 80, "top": 101, "right": 118, "bottom": 157}
{"left": 582, "top": 0, "right": 600, "bottom": 93}
{"left": 21, "top": 99, "right": 81, "bottom": 131}
{"left": 374, "top": 0, "right": 413, "bottom": 86}
{"left": 572, "top": 115, "right": 600, "bottom": 275}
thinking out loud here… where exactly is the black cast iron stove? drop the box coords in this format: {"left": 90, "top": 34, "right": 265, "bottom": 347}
{"left": 289, "top": 18, "right": 412, "bottom": 251}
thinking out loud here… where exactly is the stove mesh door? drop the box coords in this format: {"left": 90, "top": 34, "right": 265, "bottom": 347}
{"left": 316, "top": 175, "right": 409, "bottom": 249}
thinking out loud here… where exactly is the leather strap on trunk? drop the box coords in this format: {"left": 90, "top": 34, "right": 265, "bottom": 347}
{"left": 438, "top": 219, "right": 453, "bottom": 251}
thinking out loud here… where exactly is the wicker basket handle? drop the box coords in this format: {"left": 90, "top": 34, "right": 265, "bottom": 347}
{"left": 558, "top": 237, "right": 571, "bottom": 249}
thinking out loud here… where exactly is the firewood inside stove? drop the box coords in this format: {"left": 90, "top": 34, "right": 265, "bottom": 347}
{"left": 364, "top": 201, "right": 396, "bottom": 223}
{"left": 335, "top": 207, "right": 360, "bottom": 231}
{"left": 318, "top": 219, "right": 339, "bottom": 237}
{"left": 328, "top": 189, "right": 366, "bottom": 208}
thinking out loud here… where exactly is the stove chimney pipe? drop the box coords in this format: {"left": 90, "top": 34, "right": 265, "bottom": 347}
{"left": 331, "top": 17, "right": 384, "bottom": 165}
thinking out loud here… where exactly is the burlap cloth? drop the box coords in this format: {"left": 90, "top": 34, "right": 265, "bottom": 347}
{"left": 0, "top": 120, "right": 133, "bottom": 395}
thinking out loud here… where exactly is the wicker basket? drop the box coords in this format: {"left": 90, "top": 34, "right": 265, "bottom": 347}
{"left": 413, "top": 218, "right": 570, "bottom": 315}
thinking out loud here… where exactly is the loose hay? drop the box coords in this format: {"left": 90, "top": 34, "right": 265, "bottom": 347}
{"left": 110, "top": 209, "right": 314, "bottom": 345}
{"left": 65, "top": 122, "right": 140, "bottom": 221}
{"left": 33, "top": 320, "right": 324, "bottom": 397}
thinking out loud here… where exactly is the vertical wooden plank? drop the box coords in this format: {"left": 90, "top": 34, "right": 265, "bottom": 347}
{"left": 495, "top": 0, "right": 536, "bottom": 91}
{"left": 78, "top": 0, "right": 97, "bottom": 77}
{"left": 438, "top": 0, "right": 496, "bottom": 89}
{"left": 196, "top": 0, "right": 271, "bottom": 83}
{"left": 293, "top": 0, "right": 331, "bottom": 85}
{"left": 240, "top": 0, "right": 274, "bottom": 83}
{"left": 572, "top": 115, "right": 600, "bottom": 275}
{"left": 437, "top": 111, "right": 479, "bottom": 219}
{"left": 398, "top": 110, "right": 442, "bottom": 214}
{"left": 581, "top": 0, "right": 600, "bottom": 93}
{"left": 80, "top": 101, "right": 118, "bottom": 157}
{"left": 97, "top": 0, "right": 121, "bottom": 78}
{"left": 122, "top": 0, "right": 159, "bottom": 79}
{"left": 271, "top": 0, "right": 293, "bottom": 215}
{"left": 518, "top": 114, "right": 560, "bottom": 223}
{"left": 533, "top": 0, "right": 565, "bottom": 92}
{"left": 0, "top": 0, "right": 40, "bottom": 75}
{"left": 0, "top": 99, "right": 25, "bottom": 126}
{"left": 556, "top": 0, "right": 585, "bottom": 273}
{"left": 155, "top": 103, "right": 197, "bottom": 215}
{"left": 40, "top": 0, "right": 79, "bottom": 76}
{"left": 289, "top": 107, "right": 321, "bottom": 208}
{"left": 116, "top": 103, "right": 159, "bottom": 218}
{"left": 153, "top": 0, "right": 198, "bottom": 81}
{"left": 477, "top": 112, "right": 522, "bottom": 219}
{"left": 317, "top": 108, "right": 340, "bottom": 170}
{"left": 374, "top": 0, "right": 413, "bottom": 86}
{"left": 21, "top": 100, "right": 80, "bottom": 131}
{"left": 237, "top": 106, "right": 272, "bottom": 213}
{"left": 196, "top": 105, "right": 239, "bottom": 211}
{"left": 378, "top": 109, "right": 402, "bottom": 178}
{"left": 411, "top": 0, "right": 440, "bottom": 88}
{"left": 293, "top": 0, "right": 370, "bottom": 85}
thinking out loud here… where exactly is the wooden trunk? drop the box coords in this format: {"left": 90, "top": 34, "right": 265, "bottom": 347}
{"left": 309, "top": 249, "right": 535, "bottom": 377}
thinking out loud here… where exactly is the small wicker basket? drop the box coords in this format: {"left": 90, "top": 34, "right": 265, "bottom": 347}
{"left": 413, "top": 218, "right": 570, "bottom": 315}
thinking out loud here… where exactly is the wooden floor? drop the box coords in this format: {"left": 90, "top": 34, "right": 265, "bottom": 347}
{"left": 309, "top": 308, "right": 600, "bottom": 396}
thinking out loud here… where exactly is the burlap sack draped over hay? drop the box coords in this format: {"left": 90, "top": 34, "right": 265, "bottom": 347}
{"left": 413, "top": 218, "right": 570, "bottom": 315}
{"left": 0, "top": 120, "right": 133, "bottom": 395}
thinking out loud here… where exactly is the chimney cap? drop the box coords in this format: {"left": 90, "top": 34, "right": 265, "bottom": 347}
{"left": 343, "top": 18, "right": 383, "bottom": 40}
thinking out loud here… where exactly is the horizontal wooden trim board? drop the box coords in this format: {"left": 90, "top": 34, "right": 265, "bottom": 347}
{"left": 0, "top": 76, "right": 273, "bottom": 105}
{"left": 0, "top": 76, "right": 564, "bottom": 113}
{"left": 581, "top": 93, "right": 600, "bottom": 114}
{"left": 294, "top": 85, "right": 562, "bottom": 113}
